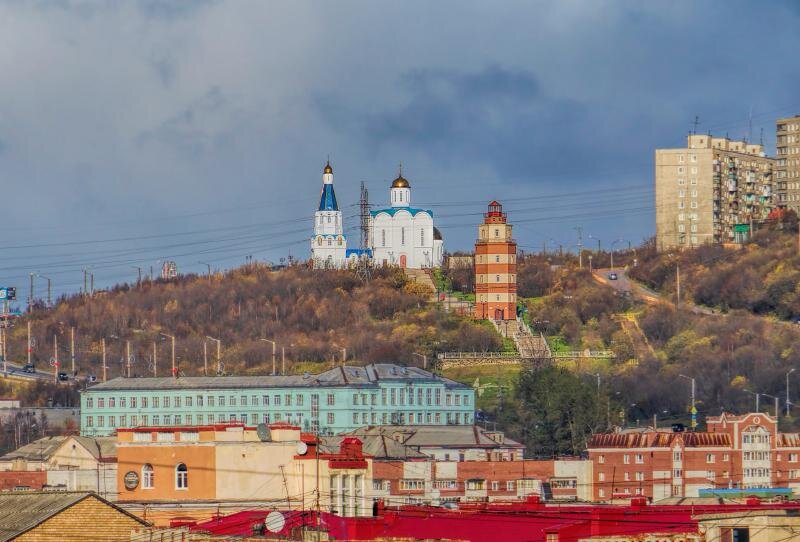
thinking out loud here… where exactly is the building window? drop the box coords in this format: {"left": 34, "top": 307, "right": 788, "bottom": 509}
{"left": 87, "top": 416, "right": 93, "bottom": 427}
{"left": 506, "top": 481, "right": 515, "bottom": 491}
{"left": 491, "top": 481, "right": 500, "bottom": 491}
{"left": 623, "top": 454, "right": 630, "bottom": 464}
{"left": 327, "top": 413, "right": 335, "bottom": 424}
{"left": 381, "top": 230, "right": 386, "bottom": 247}
{"left": 142, "top": 464, "right": 154, "bottom": 489}
{"left": 598, "top": 472, "right": 605, "bottom": 482}
{"left": 176, "top": 464, "right": 188, "bottom": 489}
{"left": 420, "top": 229, "right": 424, "bottom": 245}
{"left": 598, "top": 455, "right": 605, "bottom": 464}
{"left": 635, "top": 454, "right": 644, "bottom": 464}
{"left": 327, "top": 394, "right": 335, "bottom": 406}
{"left": 706, "top": 454, "right": 715, "bottom": 464}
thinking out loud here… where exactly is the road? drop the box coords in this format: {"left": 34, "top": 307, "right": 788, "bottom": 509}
{"left": 591, "top": 267, "right": 714, "bottom": 315}
{"left": 1, "top": 360, "right": 64, "bottom": 382}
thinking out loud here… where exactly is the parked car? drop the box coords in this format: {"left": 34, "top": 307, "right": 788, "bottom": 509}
{"left": 57, "top": 372, "right": 69, "bottom": 381}
{"left": 23, "top": 364, "right": 35, "bottom": 374}
{"left": 607, "top": 272, "right": 618, "bottom": 280}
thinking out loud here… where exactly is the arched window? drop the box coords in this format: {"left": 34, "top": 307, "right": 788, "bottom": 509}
{"left": 317, "top": 238, "right": 322, "bottom": 246}
{"left": 327, "top": 239, "right": 332, "bottom": 246}
{"left": 175, "top": 463, "right": 188, "bottom": 489}
{"left": 142, "top": 464, "right": 154, "bottom": 489}
{"left": 381, "top": 230, "right": 386, "bottom": 247}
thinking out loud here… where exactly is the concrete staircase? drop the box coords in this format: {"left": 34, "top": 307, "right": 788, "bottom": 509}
{"left": 494, "top": 319, "right": 552, "bottom": 360}
{"left": 403, "top": 268, "right": 437, "bottom": 301}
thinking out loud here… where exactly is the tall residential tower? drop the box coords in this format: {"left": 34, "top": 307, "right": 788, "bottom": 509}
{"left": 776, "top": 115, "right": 800, "bottom": 213}
{"left": 655, "top": 134, "right": 775, "bottom": 251}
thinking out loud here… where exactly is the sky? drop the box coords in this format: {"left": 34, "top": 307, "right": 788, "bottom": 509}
{"left": 1, "top": 0, "right": 799, "bottom": 301}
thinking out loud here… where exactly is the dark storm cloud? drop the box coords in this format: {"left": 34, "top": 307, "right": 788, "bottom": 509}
{"left": 317, "top": 65, "right": 609, "bottom": 178}
{"left": 1, "top": 1, "right": 800, "bottom": 296}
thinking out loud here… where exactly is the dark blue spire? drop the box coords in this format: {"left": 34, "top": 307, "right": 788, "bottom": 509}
{"left": 318, "top": 184, "right": 338, "bottom": 211}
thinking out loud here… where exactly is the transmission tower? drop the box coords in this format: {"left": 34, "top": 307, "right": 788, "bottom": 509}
{"left": 359, "top": 181, "right": 370, "bottom": 250}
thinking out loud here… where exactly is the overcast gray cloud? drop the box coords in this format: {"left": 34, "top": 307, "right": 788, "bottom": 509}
{"left": 0, "top": 0, "right": 798, "bottom": 298}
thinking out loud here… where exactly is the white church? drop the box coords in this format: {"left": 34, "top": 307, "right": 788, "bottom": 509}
{"left": 310, "top": 163, "right": 443, "bottom": 269}
{"left": 368, "top": 168, "right": 443, "bottom": 269}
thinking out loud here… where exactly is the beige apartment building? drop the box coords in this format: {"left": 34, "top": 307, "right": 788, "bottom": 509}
{"left": 776, "top": 115, "right": 800, "bottom": 212}
{"left": 656, "top": 134, "right": 775, "bottom": 251}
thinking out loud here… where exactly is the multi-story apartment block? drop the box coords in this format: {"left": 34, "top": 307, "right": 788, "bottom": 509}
{"left": 655, "top": 135, "right": 775, "bottom": 251}
{"left": 80, "top": 364, "right": 474, "bottom": 437}
{"left": 588, "top": 412, "right": 800, "bottom": 502}
{"left": 474, "top": 200, "right": 517, "bottom": 320}
{"left": 776, "top": 115, "right": 800, "bottom": 213}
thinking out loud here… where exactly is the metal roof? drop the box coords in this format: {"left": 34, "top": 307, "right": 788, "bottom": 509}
{"left": 83, "top": 364, "right": 469, "bottom": 392}
{"left": 342, "top": 425, "right": 523, "bottom": 450}
{"left": 0, "top": 492, "right": 147, "bottom": 541}
{"left": 0, "top": 436, "right": 66, "bottom": 463}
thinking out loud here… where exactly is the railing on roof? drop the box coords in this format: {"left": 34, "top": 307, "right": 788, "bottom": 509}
{"left": 437, "top": 352, "right": 522, "bottom": 360}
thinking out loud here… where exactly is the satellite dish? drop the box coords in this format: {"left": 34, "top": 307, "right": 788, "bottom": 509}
{"left": 264, "top": 510, "right": 286, "bottom": 533}
{"left": 296, "top": 441, "right": 308, "bottom": 455}
{"left": 256, "top": 423, "right": 272, "bottom": 442}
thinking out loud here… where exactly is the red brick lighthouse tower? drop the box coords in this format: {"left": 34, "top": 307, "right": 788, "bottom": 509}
{"left": 474, "top": 201, "right": 517, "bottom": 321}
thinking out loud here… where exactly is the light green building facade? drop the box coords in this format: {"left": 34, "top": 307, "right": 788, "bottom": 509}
{"left": 80, "top": 364, "right": 474, "bottom": 437}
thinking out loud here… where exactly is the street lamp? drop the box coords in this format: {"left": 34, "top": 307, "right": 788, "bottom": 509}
{"left": 610, "top": 239, "right": 624, "bottom": 270}
{"left": 678, "top": 374, "right": 697, "bottom": 428}
{"left": 199, "top": 261, "right": 212, "bottom": 282}
{"left": 761, "top": 392, "right": 780, "bottom": 419}
{"left": 588, "top": 235, "right": 602, "bottom": 253}
{"left": 412, "top": 352, "right": 428, "bottom": 370}
{"left": 159, "top": 333, "right": 176, "bottom": 377}
{"left": 787, "top": 368, "right": 796, "bottom": 417}
{"left": 743, "top": 389, "right": 760, "bottom": 412}
{"left": 36, "top": 274, "right": 52, "bottom": 307}
{"left": 332, "top": 343, "right": 346, "bottom": 366}
{"left": 206, "top": 336, "right": 222, "bottom": 375}
{"left": 260, "top": 338, "right": 278, "bottom": 375}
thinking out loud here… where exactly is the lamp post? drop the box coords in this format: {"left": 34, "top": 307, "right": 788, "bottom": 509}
{"left": 206, "top": 336, "right": 222, "bottom": 375}
{"left": 159, "top": 333, "right": 176, "bottom": 377}
{"left": 332, "top": 343, "right": 346, "bottom": 366}
{"left": 589, "top": 235, "right": 602, "bottom": 253}
{"left": 37, "top": 274, "right": 52, "bottom": 308}
{"left": 679, "top": 374, "right": 697, "bottom": 428}
{"left": 199, "top": 261, "right": 212, "bottom": 282}
{"left": 412, "top": 352, "right": 428, "bottom": 370}
{"left": 787, "top": 369, "right": 797, "bottom": 417}
{"left": 762, "top": 393, "right": 780, "bottom": 420}
{"left": 610, "top": 238, "right": 623, "bottom": 270}
{"left": 260, "top": 339, "right": 278, "bottom": 375}
{"left": 743, "top": 389, "right": 760, "bottom": 412}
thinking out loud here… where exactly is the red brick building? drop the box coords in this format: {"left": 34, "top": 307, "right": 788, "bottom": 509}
{"left": 588, "top": 412, "right": 800, "bottom": 501}
{"left": 474, "top": 201, "right": 517, "bottom": 321}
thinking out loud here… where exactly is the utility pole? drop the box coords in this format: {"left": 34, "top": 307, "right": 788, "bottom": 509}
{"left": 206, "top": 336, "right": 222, "bottom": 375}
{"left": 29, "top": 273, "right": 34, "bottom": 311}
{"left": 152, "top": 342, "right": 157, "bottom": 377}
{"left": 574, "top": 226, "right": 583, "bottom": 268}
{"left": 53, "top": 335, "right": 58, "bottom": 383}
{"left": 70, "top": 327, "right": 75, "bottom": 375}
{"left": 282, "top": 346, "right": 286, "bottom": 375}
{"left": 90, "top": 273, "right": 94, "bottom": 296}
{"left": 101, "top": 338, "right": 107, "bottom": 382}
{"left": 199, "top": 261, "right": 211, "bottom": 282}
{"left": 203, "top": 341, "right": 208, "bottom": 376}
{"left": 676, "top": 262, "right": 681, "bottom": 308}
{"left": 27, "top": 321, "right": 31, "bottom": 367}
{"left": 787, "top": 369, "right": 796, "bottom": 417}
{"left": 260, "top": 339, "right": 277, "bottom": 375}
{"left": 679, "top": 374, "right": 696, "bottom": 429}
{"left": 131, "top": 266, "right": 142, "bottom": 286}
{"left": 83, "top": 269, "right": 88, "bottom": 297}
{"left": 126, "top": 340, "right": 132, "bottom": 377}
{"left": 160, "top": 333, "right": 176, "bottom": 377}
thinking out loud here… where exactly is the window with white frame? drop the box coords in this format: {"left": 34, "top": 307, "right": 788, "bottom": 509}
{"left": 175, "top": 463, "right": 188, "bottom": 489}
{"left": 142, "top": 464, "right": 154, "bottom": 489}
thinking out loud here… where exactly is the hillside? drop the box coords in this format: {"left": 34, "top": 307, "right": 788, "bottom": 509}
{"left": 630, "top": 219, "right": 800, "bottom": 321}
{"left": 11, "top": 265, "right": 502, "bottom": 381}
